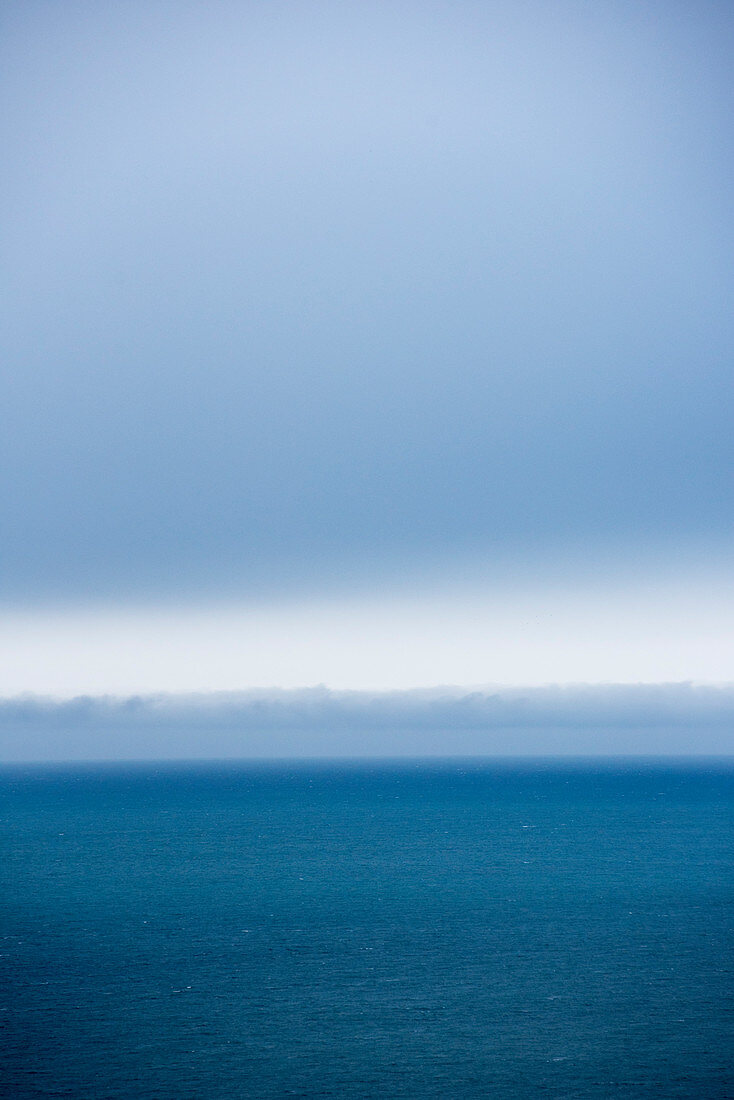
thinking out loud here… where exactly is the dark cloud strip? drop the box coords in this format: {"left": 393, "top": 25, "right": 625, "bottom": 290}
{"left": 2, "top": 684, "right": 732, "bottom": 762}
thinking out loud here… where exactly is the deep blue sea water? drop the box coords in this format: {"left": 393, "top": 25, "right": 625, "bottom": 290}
{"left": 1, "top": 758, "right": 732, "bottom": 1098}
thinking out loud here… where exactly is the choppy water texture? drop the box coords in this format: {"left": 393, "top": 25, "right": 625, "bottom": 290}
{"left": 1, "top": 758, "right": 733, "bottom": 1098}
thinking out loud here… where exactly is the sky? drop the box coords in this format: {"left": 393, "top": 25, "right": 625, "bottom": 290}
{"left": 2, "top": 1, "right": 733, "bottom": 719}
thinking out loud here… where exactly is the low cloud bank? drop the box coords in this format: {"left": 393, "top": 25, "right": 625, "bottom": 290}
{"left": 1, "top": 683, "right": 732, "bottom": 761}
{"left": 4, "top": 682, "right": 734, "bottom": 729}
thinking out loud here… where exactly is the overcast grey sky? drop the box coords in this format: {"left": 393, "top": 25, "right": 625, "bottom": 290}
{"left": 3, "top": 0, "right": 733, "bottom": 598}
{"left": 1, "top": 2, "right": 733, "bottom": 717}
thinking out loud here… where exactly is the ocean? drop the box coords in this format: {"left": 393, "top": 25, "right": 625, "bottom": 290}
{"left": 1, "top": 759, "right": 732, "bottom": 1098}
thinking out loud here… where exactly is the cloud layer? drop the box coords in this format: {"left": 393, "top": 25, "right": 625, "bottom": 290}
{"left": 2, "top": 683, "right": 732, "bottom": 762}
